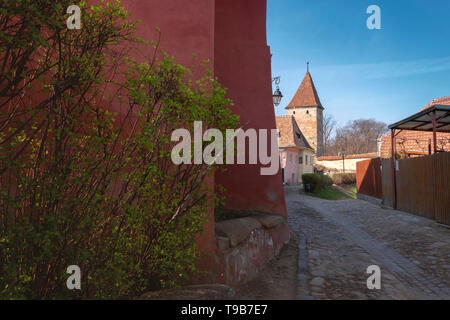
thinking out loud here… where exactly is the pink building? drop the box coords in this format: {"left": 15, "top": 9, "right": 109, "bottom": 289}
{"left": 276, "top": 116, "right": 315, "bottom": 184}
{"left": 276, "top": 67, "right": 325, "bottom": 184}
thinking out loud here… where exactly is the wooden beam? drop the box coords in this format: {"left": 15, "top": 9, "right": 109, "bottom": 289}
{"left": 391, "top": 129, "right": 397, "bottom": 210}
{"left": 436, "top": 111, "right": 450, "bottom": 122}
{"left": 432, "top": 110, "right": 437, "bottom": 154}
{"left": 411, "top": 121, "right": 432, "bottom": 130}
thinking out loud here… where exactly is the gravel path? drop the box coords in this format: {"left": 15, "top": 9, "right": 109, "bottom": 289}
{"left": 285, "top": 186, "right": 450, "bottom": 300}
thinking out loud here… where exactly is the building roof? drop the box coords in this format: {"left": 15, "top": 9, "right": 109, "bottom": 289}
{"left": 380, "top": 97, "right": 450, "bottom": 158}
{"left": 317, "top": 153, "right": 378, "bottom": 161}
{"left": 420, "top": 96, "right": 450, "bottom": 111}
{"left": 276, "top": 115, "right": 314, "bottom": 151}
{"left": 286, "top": 71, "right": 323, "bottom": 109}
{"left": 389, "top": 105, "right": 450, "bottom": 132}
{"left": 380, "top": 130, "right": 450, "bottom": 158}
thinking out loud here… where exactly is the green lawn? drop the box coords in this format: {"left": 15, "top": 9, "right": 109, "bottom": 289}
{"left": 345, "top": 186, "right": 357, "bottom": 199}
{"left": 310, "top": 186, "right": 350, "bottom": 200}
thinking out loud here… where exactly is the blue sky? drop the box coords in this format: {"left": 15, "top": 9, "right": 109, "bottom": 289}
{"left": 267, "top": 0, "right": 450, "bottom": 127}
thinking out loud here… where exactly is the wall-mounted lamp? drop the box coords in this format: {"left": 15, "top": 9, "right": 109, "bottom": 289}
{"left": 272, "top": 76, "right": 283, "bottom": 107}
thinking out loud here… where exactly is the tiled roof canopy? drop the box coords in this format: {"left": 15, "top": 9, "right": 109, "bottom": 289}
{"left": 380, "top": 130, "right": 450, "bottom": 158}
{"left": 380, "top": 97, "right": 450, "bottom": 158}
{"left": 389, "top": 105, "right": 450, "bottom": 132}
{"left": 276, "top": 116, "right": 313, "bottom": 151}
{"left": 420, "top": 96, "right": 450, "bottom": 111}
{"left": 286, "top": 72, "right": 323, "bottom": 109}
{"left": 317, "top": 153, "right": 378, "bottom": 161}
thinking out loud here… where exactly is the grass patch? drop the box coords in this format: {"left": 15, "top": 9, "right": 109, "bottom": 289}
{"left": 310, "top": 186, "right": 350, "bottom": 200}
{"left": 347, "top": 186, "right": 357, "bottom": 199}
{"left": 339, "top": 184, "right": 357, "bottom": 199}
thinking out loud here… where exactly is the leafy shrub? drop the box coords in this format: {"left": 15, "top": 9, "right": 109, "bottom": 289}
{"left": 302, "top": 173, "right": 333, "bottom": 192}
{"left": 332, "top": 173, "right": 356, "bottom": 185}
{"left": 320, "top": 174, "right": 333, "bottom": 188}
{"left": 302, "top": 174, "right": 320, "bottom": 192}
{"left": 0, "top": 1, "right": 238, "bottom": 299}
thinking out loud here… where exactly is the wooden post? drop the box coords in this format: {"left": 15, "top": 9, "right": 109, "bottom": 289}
{"left": 391, "top": 129, "right": 397, "bottom": 209}
{"left": 432, "top": 110, "right": 437, "bottom": 154}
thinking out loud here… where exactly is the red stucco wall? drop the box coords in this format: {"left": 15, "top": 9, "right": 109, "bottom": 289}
{"left": 124, "top": 0, "right": 215, "bottom": 68}
{"left": 121, "top": 0, "right": 287, "bottom": 282}
{"left": 121, "top": 0, "right": 217, "bottom": 273}
{"left": 214, "top": 0, "right": 287, "bottom": 216}
{"left": 3, "top": 0, "right": 288, "bottom": 288}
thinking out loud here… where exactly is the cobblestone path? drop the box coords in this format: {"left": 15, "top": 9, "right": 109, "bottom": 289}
{"left": 285, "top": 186, "right": 450, "bottom": 300}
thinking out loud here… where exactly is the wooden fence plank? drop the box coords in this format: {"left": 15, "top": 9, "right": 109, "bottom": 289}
{"left": 434, "top": 152, "right": 450, "bottom": 225}
{"left": 382, "top": 159, "right": 393, "bottom": 207}
{"left": 382, "top": 152, "right": 449, "bottom": 225}
{"left": 356, "top": 158, "right": 382, "bottom": 199}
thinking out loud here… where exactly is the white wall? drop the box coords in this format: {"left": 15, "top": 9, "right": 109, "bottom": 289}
{"left": 316, "top": 157, "right": 374, "bottom": 173}
{"left": 299, "top": 150, "right": 315, "bottom": 181}
{"left": 280, "top": 149, "right": 300, "bottom": 184}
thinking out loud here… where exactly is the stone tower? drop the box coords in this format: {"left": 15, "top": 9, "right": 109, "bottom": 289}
{"left": 285, "top": 64, "right": 324, "bottom": 156}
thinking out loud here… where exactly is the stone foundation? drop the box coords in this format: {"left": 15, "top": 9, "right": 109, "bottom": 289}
{"left": 214, "top": 215, "right": 290, "bottom": 286}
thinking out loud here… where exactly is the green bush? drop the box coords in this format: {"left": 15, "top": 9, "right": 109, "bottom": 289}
{"left": 332, "top": 173, "right": 356, "bottom": 185}
{"left": 0, "top": 1, "right": 238, "bottom": 299}
{"left": 320, "top": 174, "right": 333, "bottom": 188}
{"left": 302, "top": 174, "right": 333, "bottom": 192}
{"left": 302, "top": 174, "right": 319, "bottom": 192}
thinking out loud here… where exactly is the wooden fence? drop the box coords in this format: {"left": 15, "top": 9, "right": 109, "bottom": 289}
{"left": 381, "top": 152, "right": 450, "bottom": 225}
{"left": 381, "top": 158, "right": 393, "bottom": 208}
{"left": 356, "top": 158, "right": 382, "bottom": 199}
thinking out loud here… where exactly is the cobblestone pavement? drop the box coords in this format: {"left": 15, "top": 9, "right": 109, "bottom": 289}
{"left": 285, "top": 186, "right": 450, "bottom": 300}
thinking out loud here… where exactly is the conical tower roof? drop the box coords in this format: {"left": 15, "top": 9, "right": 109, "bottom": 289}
{"left": 286, "top": 65, "right": 323, "bottom": 109}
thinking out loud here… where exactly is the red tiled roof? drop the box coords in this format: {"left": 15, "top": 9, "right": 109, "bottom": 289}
{"left": 380, "top": 96, "right": 450, "bottom": 158}
{"left": 317, "top": 153, "right": 378, "bottom": 161}
{"left": 276, "top": 116, "right": 314, "bottom": 151}
{"left": 420, "top": 96, "right": 450, "bottom": 111}
{"left": 380, "top": 131, "right": 450, "bottom": 158}
{"left": 286, "top": 71, "right": 323, "bottom": 109}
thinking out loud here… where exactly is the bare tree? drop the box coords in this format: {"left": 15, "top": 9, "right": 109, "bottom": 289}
{"left": 323, "top": 112, "right": 336, "bottom": 155}
{"left": 328, "top": 119, "right": 387, "bottom": 155}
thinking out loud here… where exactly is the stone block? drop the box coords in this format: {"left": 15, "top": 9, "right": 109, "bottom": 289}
{"left": 215, "top": 217, "right": 261, "bottom": 248}
{"left": 254, "top": 215, "right": 285, "bottom": 229}
{"left": 216, "top": 236, "right": 230, "bottom": 251}
{"left": 139, "top": 284, "right": 235, "bottom": 300}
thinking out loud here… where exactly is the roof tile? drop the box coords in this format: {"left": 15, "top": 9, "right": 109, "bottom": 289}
{"left": 420, "top": 96, "right": 450, "bottom": 111}
{"left": 381, "top": 96, "right": 450, "bottom": 158}
{"left": 276, "top": 116, "right": 313, "bottom": 151}
{"left": 286, "top": 72, "right": 323, "bottom": 109}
